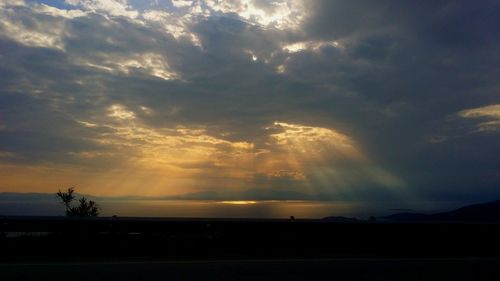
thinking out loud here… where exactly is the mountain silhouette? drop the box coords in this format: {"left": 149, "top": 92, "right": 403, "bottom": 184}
{"left": 383, "top": 199, "right": 500, "bottom": 222}
{"left": 322, "top": 216, "right": 359, "bottom": 222}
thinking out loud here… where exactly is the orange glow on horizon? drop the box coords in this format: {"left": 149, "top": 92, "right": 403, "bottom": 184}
{"left": 219, "top": 201, "right": 258, "bottom": 205}
{"left": 0, "top": 117, "right": 405, "bottom": 199}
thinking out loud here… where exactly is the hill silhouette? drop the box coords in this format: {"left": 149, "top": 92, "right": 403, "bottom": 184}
{"left": 383, "top": 199, "right": 500, "bottom": 222}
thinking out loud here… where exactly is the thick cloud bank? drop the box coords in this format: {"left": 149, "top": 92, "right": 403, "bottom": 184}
{"left": 0, "top": 1, "right": 498, "bottom": 206}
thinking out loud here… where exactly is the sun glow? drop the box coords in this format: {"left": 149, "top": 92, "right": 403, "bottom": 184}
{"left": 282, "top": 41, "right": 341, "bottom": 53}
{"left": 219, "top": 201, "right": 257, "bottom": 205}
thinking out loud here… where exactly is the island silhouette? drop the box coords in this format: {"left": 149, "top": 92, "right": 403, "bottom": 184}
{"left": 381, "top": 199, "right": 500, "bottom": 222}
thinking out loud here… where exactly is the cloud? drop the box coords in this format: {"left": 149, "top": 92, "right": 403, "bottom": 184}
{"left": 74, "top": 52, "right": 179, "bottom": 80}
{"left": 204, "top": 0, "right": 306, "bottom": 30}
{"left": 459, "top": 104, "right": 500, "bottom": 131}
{"left": 0, "top": 0, "right": 26, "bottom": 8}
{"left": 282, "top": 40, "right": 340, "bottom": 53}
{"left": 0, "top": 0, "right": 498, "bottom": 205}
{"left": 171, "top": 0, "right": 193, "bottom": 8}
{"left": 0, "top": 2, "right": 80, "bottom": 50}
{"left": 65, "top": 0, "right": 139, "bottom": 19}
{"left": 460, "top": 104, "right": 500, "bottom": 119}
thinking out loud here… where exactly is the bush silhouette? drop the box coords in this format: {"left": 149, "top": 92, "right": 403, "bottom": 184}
{"left": 56, "top": 187, "right": 99, "bottom": 217}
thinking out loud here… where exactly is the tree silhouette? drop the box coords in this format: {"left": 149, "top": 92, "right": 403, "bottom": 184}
{"left": 56, "top": 187, "right": 99, "bottom": 217}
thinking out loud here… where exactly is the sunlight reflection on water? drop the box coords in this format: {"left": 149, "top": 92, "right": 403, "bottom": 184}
{"left": 0, "top": 199, "right": 462, "bottom": 218}
{"left": 99, "top": 200, "right": 365, "bottom": 219}
{"left": 219, "top": 201, "right": 258, "bottom": 205}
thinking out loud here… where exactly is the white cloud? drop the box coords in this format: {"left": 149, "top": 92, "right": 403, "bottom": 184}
{"left": 65, "top": 0, "right": 139, "bottom": 19}
{"left": 172, "top": 0, "right": 193, "bottom": 8}
{"left": 34, "top": 4, "right": 87, "bottom": 18}
{"left": 204, "top": 0, "right": 306, "bottom": 30}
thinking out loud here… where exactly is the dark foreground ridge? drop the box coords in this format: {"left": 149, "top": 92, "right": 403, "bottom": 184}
{"left": 1, "top": 216, "right": 500, "bottom": 262}
{"left": 2, "top": 199, "right": 500, "bottom": 262}
{"left": 3, "top": 202, "right": 500, "bottom": 281}
{"left": 2, "top": 200, "right": 500, "bottom": 280}
{"left": 2, "top": 258, "right": 500, "bottom": 281}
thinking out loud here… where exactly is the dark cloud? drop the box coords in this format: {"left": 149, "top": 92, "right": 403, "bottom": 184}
{"left": 0, "top": 1, "right": 498, "bottom": 205}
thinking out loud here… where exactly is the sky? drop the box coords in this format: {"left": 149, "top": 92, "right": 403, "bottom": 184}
{"left": 0, "top": 0, "right": 499, "bottom": 208}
